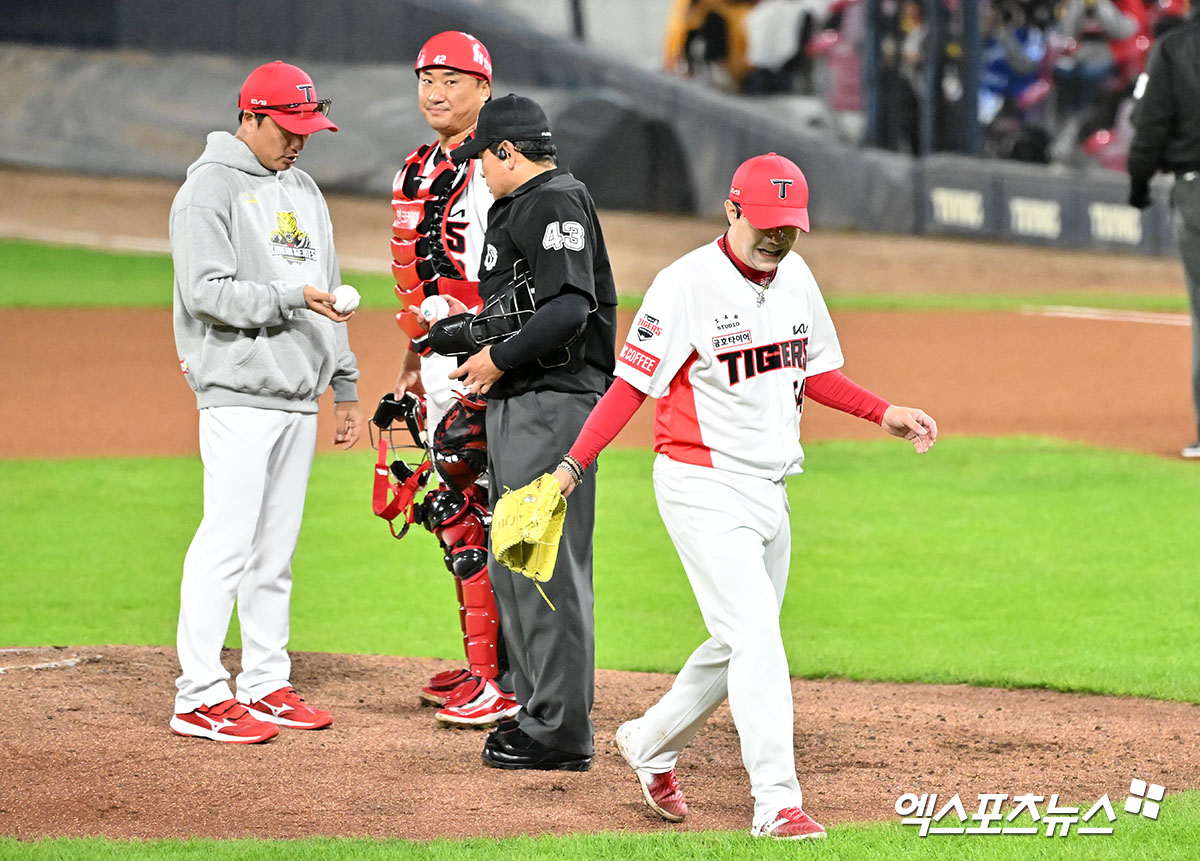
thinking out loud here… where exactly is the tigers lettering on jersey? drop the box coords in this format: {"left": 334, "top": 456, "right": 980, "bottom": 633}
{"left": 619, "top": 342, "right": 660, "bottom": 375}
{"left": 716, "top": 337, "right": 808, "bottom": 385}
{"left": 636, "top": 314, "right": 663, "bottom": 341}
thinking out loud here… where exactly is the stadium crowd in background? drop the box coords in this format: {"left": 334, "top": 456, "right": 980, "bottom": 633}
{"left": 662, "top": 0, "right": 1191, "bottom": 171}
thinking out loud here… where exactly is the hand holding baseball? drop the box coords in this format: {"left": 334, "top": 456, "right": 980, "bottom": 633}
{"left": 303, "top": 285, "right": 354, "bottom": 322}
{"left": 332, "top": 284, "right": 361, "bottom": 314}
{"left": 419, "top": 295, "right": 451, "bottom": 329}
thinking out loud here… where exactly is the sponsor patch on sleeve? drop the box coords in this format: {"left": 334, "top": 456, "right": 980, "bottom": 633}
{"left": 636, "top": 313, "right": 663, "bottom": 341}
{"left": 618, "top": 342, "right": 660, "bottom": 375}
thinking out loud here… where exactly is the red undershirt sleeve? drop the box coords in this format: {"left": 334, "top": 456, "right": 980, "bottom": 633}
{"left": 568, "top": 377, "right": 648, "bottom": 469}
{"left": 805, "top": 369, "right": 890, "bottom": 425}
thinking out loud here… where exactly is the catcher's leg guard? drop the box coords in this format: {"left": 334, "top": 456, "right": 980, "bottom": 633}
{"left": 453, "top": 572, "right": 467, "bottom": 642}
{"left": 420, "top": 485, "right": 498, "bottom": 677}
{"left": 454, "top": 548, "right": 500, "bottom": 680}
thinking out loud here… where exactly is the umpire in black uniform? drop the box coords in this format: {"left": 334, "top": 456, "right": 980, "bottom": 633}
{"left": 433, "top": 94, "right": 617, "bottom": 769}
{"left": 1128, "top": 8, "right": 1200, "bottom": 457}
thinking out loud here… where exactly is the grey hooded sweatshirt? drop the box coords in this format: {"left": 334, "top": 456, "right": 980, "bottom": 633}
{"left": 170, "top": 131, "right": 358, "bottom": 412}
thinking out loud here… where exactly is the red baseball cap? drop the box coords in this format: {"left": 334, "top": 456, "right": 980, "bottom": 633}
{"left": 728, "top": 152, "right": 809, "bottom": 232}
{"left": 415, "top": 31, "right": 493, "bottom": 82}
{"left": 238, "top": 61, "right": 338, "bottom": 135}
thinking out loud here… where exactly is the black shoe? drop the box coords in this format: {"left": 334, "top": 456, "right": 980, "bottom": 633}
{"left": 484, "top": 716, "right": 522, "bottom": 747}
{"left": 481, "top": 726, "right": 592, "bottom": 771}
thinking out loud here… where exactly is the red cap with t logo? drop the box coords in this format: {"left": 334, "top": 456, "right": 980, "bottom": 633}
{"left": 238, "top": 61, "right": 338, "bottom": 135}
{"left": 728, "top": 152, "right": 809, "bottom": 232}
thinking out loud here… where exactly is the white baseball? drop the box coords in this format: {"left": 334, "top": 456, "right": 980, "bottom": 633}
{"left": 332, "top": 284, "right": 361, "bottom": 314}
{"left": 420, "top": 294, "right": 451, "bottom": 326}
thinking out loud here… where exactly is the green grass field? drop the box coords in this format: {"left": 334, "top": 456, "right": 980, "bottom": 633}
{"left": 3, "top": 240, "right": 1197, "bottom": 857}
{"left": 1, "top": 238, "right": 1189, "bottom": 314}
{"left": 4, "top": 439, "right": 1200, "bottom": 700}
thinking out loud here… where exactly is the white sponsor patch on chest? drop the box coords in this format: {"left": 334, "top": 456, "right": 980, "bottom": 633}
{"left": 712, "top": 330, "right": 752, "bottom": 351}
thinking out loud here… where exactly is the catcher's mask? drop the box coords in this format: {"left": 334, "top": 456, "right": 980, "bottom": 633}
{"left": 370, "top": 392, "right": 433, "bottom": 538}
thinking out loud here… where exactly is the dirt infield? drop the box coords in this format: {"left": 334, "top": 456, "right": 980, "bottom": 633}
{"left": 3, "top": 645, "right": 1200, "bottom": 840}
{"left": 2, "top": 167, "right": 1199, "bottom": 841}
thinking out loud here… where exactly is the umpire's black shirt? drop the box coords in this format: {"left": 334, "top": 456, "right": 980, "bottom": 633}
{"left": 1129, "top": 13, "right": 1200, "bottom": 184}
{"left": 479, "top": 168, "right": 617, "bottom": 400}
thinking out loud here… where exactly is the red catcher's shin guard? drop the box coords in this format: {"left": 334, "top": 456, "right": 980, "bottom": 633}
{"left": 459, "top": 563, "right": 500, "bottom": 680}
{"left": 454, "top": 572, "right": 467, "bottom": 644}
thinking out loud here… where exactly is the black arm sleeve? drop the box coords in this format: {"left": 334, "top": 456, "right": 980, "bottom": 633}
{"left": 489, "top": 290, "right": 590, "bottom": 371}
{"left": 1128, "top": 40, "right": 1175, "bottom": 184}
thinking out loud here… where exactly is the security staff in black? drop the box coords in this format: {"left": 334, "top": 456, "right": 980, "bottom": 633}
{"left": 1127, "top": 9, "right": 1200, "bottom": 457}
{"left": 430, "top": 94, "right": 617, "bottom": 770}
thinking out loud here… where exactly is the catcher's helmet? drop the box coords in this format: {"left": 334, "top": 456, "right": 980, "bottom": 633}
{"left": 415, "top": 31, "right": 493, "bottom": 82}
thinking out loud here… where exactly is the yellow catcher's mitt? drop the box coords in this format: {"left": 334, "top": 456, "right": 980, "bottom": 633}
{"left": 491, "top": 474, "right": 567, "bottom": 609}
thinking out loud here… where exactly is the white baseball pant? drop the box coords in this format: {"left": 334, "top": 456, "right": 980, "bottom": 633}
{"left": 174, "top": 406, "right": 317, "bottom": 713}
{"left": 620, "top": 454, "right": 805, "bottom": 825}
{"left": 420, "top": 352, "right": 465, "bottom": 433}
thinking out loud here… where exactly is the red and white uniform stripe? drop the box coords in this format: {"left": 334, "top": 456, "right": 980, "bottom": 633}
{"left": 615, "top": 241, "right": 844, "bottom": 479}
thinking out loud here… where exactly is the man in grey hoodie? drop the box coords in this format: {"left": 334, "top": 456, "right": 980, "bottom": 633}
{"left": 169, "top": 60, "right": 361, "bottom": 743}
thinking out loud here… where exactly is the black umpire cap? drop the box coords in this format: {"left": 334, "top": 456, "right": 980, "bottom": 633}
{"left": 451, "top": 94, "right": 553, "bottom": 163}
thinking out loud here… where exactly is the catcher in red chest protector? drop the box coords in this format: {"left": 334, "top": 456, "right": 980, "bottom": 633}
{"left": 381, "top": 31, "right": 515, "bottom": 727}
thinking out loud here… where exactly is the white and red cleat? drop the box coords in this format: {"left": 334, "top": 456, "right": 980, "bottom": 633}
{"left": 239, "top": 686, "right": 333, "bottom": 730}
{"left": 170, "top": 698, "right": 280, "bottom": 744}
{"left": 420, "top": 668, "right": 475, "bottom": 706}
{"left": 435, "top": 677, "right": 520, "bottom": 726}
{"left": 751, "top": 807, "right": 827, "bottom": 840}
{"left": 614, "top": 721, "right": 688, "bottom": 822}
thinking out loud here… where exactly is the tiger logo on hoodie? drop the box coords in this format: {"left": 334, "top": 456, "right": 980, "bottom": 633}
{"left": 270, "top": 210, "right": 316, "bottom": 264}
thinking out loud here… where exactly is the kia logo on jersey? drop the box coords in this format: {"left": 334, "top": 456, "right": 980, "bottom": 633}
{"left": 771, "top": 179, "right": 793, "bottom": 199}
{"left": 636, "top": 314, "right": 663, "bottom": 341}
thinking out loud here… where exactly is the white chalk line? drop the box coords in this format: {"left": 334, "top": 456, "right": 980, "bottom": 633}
{"left": 1023, "top": 305, "right": 1190, "bottom": 327}
{"left": 0, "top": 655, "right": 101, "bottom": 674}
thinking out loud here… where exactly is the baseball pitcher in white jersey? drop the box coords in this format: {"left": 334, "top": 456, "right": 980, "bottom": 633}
{"left": 551, "top": 152, "right": 938, "bottom": 839}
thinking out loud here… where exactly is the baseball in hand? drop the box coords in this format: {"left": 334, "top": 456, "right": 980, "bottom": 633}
{"left": 420, "top": 295, "right": 451, "bottom": 326}
{"left": 332, "top": 284, "right": 361, "bottom": 314}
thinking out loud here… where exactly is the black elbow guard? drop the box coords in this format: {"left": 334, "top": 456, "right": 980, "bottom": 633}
{"left": 427, "top": 313, "right": 480, "bottom": 357}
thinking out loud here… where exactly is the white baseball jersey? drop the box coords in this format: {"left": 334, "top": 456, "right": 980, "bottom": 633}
{"left": 615, "top": 241, "right": 843, "bottom": 480}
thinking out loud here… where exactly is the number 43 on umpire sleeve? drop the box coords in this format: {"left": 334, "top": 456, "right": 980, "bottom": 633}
{"left": 542, "top": 221, "right": 585, "bottom": 251}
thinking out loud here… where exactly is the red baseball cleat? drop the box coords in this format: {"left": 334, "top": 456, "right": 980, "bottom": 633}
{"left": 751, "top": 807, "right": 827, "bottom": 840}
{"left": 614, "top": 720, "right": 688, "bottom": 821}
{"left": 239, "top": 686, "right": 333, "bottom": 730}
{"left": 436, "top": 677, "right": 520, "bottom": 726}
{"left": 420, "top": 668, "right": 475, "bottom": 705}
{"left": 170, "top": 698, "right": 280, "bottom": 743}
